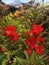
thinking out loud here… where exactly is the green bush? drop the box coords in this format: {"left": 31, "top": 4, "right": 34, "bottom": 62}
{"left": 0, "top": 6, "right": 49, "bottom": 65}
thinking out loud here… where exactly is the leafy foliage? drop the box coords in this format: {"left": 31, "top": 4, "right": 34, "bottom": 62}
{"left": 0, "top": 6, "right": 49, "bottom": 65}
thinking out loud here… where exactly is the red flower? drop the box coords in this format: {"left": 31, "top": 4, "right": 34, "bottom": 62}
{"left": 25, "top": 35, "right": 37, "bottom": 48}
{"left": 25, "top": 39, "right": 34, "bottom": 50}
{"left": 32, "top": 24, "right": 44, "bottom": 34}
{"left": 12, "top": 32, "right": 19, "bottom": 41}
{"left": 0, "top": 26, "right": 2, "bottom": 29}
{"left": 38, "top": 36, "right": 45, "bottom": 43}
{"left": 25, "top": 31, "right": 31, "bottom": 37}
{"left": 5, "top": 30, "right": 18, "bottom": 37}
{"left": 27, "top": 48, "right": 32, "bottom": 55}
{"left": 5, "top": 25, "right": 16, "bottom": 31}
{"left": 29, "top": 36, "right": 37, "bottom": 44}
{"left": 35, "top": 45, "right": 44, "bottom": 55}
{"left": 25, "top": 39, "right": 31, "bottom": 45}
{"left": 34, "top": 44, "right": 39, "bottom": 49}
{"left": 5, "top": 30, "right": 13, "bottom": 36}
{"left": 5, "top": 25, "right": 16, "bottom": 36}
{"left": 25, "top": 35, "right": 37, "bottom": 54}
{"left": 25, "top": 24, "right": 45, "bottom": 55}
{"left": 4, "top": 25, "right": 19, "bottom": 41}
{"left": 1, "top": 47, "right": 6, "bottom": 53}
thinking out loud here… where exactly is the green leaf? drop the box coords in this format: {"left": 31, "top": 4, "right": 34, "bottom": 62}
{"left": 2, "top": 59, "right": 8, "bottom": 65}
{"left": 14, "top": 50, "right": 26, "bottom": 59}
{"left": 31, "top": 51, "right": 37, "bottom": 65}
{"left": 36, "top": 54, "right": 45, "bottom": 65}
{"left": 24, "top": 51, "right": 30, "bottom": 63}
{"left": 11, "top": 62, "right": 16, "bottom": 65}
{"left": 16, "top": 56, "right": 29, "bottom": 65}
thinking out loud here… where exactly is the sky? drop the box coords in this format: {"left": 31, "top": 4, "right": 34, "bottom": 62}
{"left": 2, "top": 0, "right": 30, "bottom": 4}
{"left": 2, "top": 0, "right": 49, "bottom": 4}
{"left": 36, "top": 0, "right": 49, "bottom": 3}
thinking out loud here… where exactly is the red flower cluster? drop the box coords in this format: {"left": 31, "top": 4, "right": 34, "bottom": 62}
{"left": 35, "top": 44, "right": 44, "bottom": 55}
{"left": 31, "top": 24, "right": 44, "bottom": 34}
{"left": 0, "top": 26, "right": 2, "bottom": 29}
{"left": 25, "top": 24, "right": 45, "bottom": 55}
{"left": 4, "top": 25, "right": 19, "bottom": 41}
{"left": 1, "top": 47, "right": 6, "bottom": 53}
